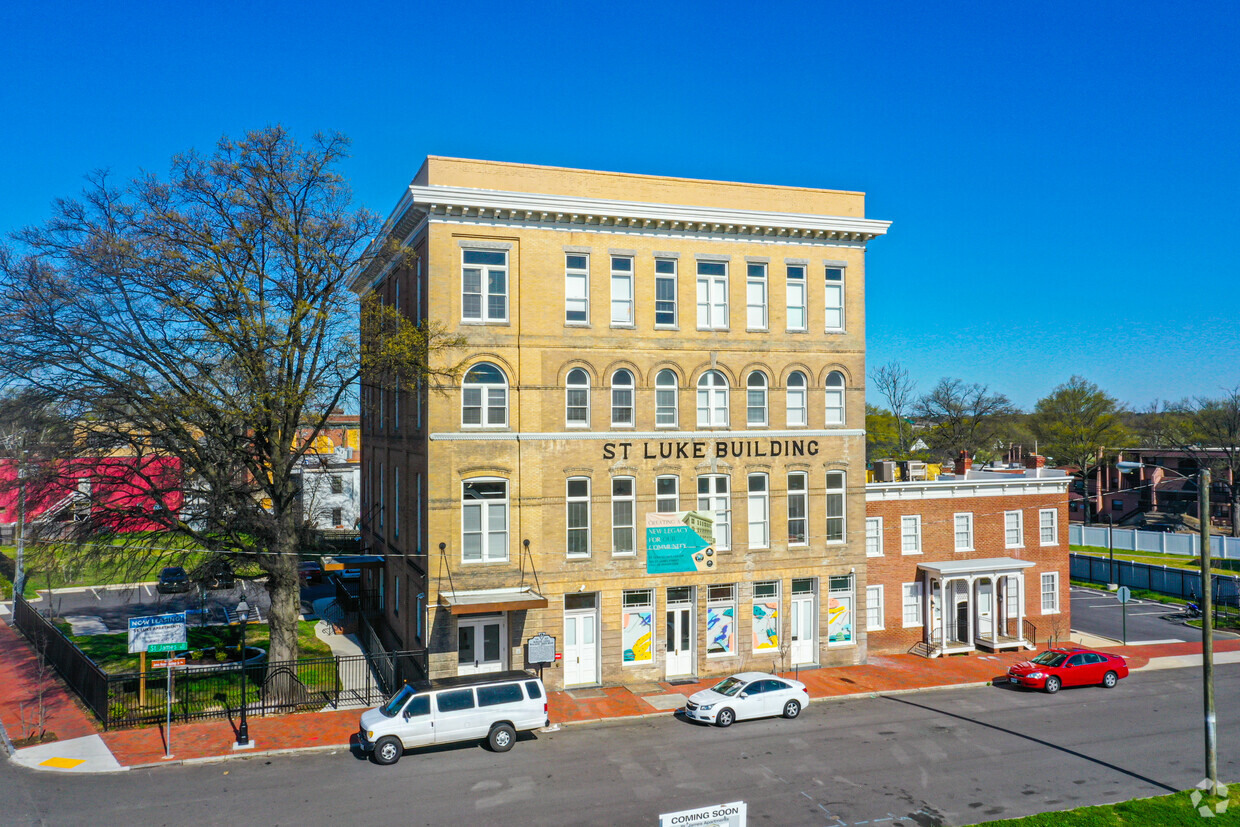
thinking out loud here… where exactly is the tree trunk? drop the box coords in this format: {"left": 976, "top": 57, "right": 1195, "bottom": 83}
{"left": 261, "top": 528, "right": 303, "bottom": 705}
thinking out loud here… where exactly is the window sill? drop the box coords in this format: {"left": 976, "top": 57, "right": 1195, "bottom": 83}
{"left": 566, "top": 555, "right": 591, "bottom": 561}
{"left": 901, "top": 551, "right": 923, "bottom": 556}
{"left": 866, "top": 552, "right": 883, "bottom": 558}
{"left": 610, "top": 324, "right": 636, "bottom": 330}
{"left": 902, "top": 623, "right": 924, "bottom": 629}
{"left": 460, "top": 320, "right": 511, "bottom": 326}
{"left": 955, "top": 547, "right": 974, "bottom": 553}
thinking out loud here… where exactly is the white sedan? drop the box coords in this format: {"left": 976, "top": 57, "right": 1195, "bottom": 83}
{"left": 683, "top": 671, "right": 809, "bottom": 727}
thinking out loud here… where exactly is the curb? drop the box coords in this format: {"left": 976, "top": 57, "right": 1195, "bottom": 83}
{"left": 124, "top": 742, "right": 349, "bottom": 772}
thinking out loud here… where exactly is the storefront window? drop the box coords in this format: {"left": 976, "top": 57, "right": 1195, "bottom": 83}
{"left": 752, "top": 581, "right": 780, "bottom": 652}
{"left": 827, "top": 574, "right": 854, "bottom": 645}
{"left": 706, "top": 584, "right": 736, "bottom": 656}
{"left": 622, "top": 590, "right": 654, "bottom": 663}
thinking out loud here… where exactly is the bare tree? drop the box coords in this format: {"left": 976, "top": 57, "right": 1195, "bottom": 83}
{"left": 870, "top": 361, "right": 916, "bottom": 454}
{"left": 0, "top": 127, "right": 465, "bottom": 670}
{"left": 914, "top": 378, "right": 1017, "bottom": 461}
{"left": 1166, "top": 387, "right": 1240, "bottom": 537}
{"left": 1029, "top": 376, "right": 1130, "bottom": 523}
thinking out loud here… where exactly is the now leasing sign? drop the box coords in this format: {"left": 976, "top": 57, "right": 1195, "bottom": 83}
{"left": 127, "top": 613, "right": 188, "bottom": 654}
{"left": 659, "top": 801, "right": 746, "bottom": 827}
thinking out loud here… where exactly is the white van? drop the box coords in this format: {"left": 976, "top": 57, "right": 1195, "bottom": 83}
{"left": 358, "top": 671, "right": 549, "bottom": 765}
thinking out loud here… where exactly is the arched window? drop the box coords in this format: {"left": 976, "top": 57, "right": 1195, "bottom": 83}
{"left": 611, "top": 369, "right": 634, "bottom": 427}
{"left": 461, "top": 363, "right": 508, "bottom": 428}
{"left": 566, "top": 368, "right": 590, "bottom": 428}
{"left": 746, "top": 371, "right": 768, "bottom": 427}
{"left": 786, "top": 371, "right": 807, "bottom": 427}
{"left": 825, "top": 371, "right": 846, "bottom": 426}
{"left": 655, "top": 369, "right": 678, "bottom": 428}
{"left": 696, "top": 370, "right": 729, "bottom": 427}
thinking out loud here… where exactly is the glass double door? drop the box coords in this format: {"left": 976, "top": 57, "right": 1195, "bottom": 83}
{"left": 458, "top": 614, "right": 505, "bottom": 675}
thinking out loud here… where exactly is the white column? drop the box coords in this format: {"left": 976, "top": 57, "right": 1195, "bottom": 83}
{"left": 940, "top": 577, "right": 950, "bottom": 646}
{"left": 1017, "top": 574, "right": 1026, "bottom": 644}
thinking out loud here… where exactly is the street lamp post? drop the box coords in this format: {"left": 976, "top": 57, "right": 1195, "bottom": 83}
{"left": 235, "top": 599, "right": 251, "bottom": 748}
{"left": 1117, "top": 461, "right": 1217, "bottom": 788}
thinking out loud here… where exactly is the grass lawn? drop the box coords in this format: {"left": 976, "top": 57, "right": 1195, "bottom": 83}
{"left": 66, "top": 619, "right": 331, "bottom": 674}
{"left": 1072, "top": 545, "right": 1240, "bottom": 574}
{"left": 975, "top": 784, "right": 1238, "bottom": 825}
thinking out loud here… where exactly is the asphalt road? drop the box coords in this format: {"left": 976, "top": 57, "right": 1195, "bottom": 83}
{"left": 1069, "top": 585, "right": 1240, "bottom": 645}
{"left": 4, "top": 663, "right": 1237, "bottom": 827}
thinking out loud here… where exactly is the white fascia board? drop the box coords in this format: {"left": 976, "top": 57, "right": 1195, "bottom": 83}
{"left": 412, "top": 184, "right": 893, "bottom": 238}
{"left": 865, "top": 478, "right": 1070, "bottom": 501}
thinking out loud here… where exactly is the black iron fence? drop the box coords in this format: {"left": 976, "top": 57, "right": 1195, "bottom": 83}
{"left": 11, "top": 593, "right": 421, "bottom": 730}
{"left": 357, "top": 612, "right": 425, "bottom": 693}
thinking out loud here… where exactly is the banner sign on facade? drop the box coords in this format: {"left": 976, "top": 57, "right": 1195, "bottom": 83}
{"left": 645, "top": 511, "right": 715, "bottom": 574}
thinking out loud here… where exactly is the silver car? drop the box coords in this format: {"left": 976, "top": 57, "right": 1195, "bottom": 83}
{"left": 683, "top": 671, "right": 809, "bottom": 727}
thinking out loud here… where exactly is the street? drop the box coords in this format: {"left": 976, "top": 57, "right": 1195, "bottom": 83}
{"left": 4, "top": 662, "right": 1236, "bottom": 827}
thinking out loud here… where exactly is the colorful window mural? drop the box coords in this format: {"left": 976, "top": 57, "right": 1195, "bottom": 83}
{"left": 752, "top": 581, "right": 780, "bottom": 652}
{"left": 827, "top": 575, "right": 854, "bottom": 645}
{"left": 622, "top": 590, "right": 653, "bottom": 663}
{"left": 707, "top": 584, "right": 736, "bottom": 655}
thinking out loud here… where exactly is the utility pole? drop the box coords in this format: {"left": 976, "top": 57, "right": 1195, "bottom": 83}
{"left": 1199, "top": 468, "right": 1217, "bottom": 788}
{"left": 13, "top": 439, "right": 27, "bottom": 599}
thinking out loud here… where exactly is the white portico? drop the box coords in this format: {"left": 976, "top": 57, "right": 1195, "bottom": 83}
{"left": 918, "top": 557, "right": 1037, "bottom": 657}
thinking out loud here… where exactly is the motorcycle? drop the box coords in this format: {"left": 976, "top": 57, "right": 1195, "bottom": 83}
{"left": 1185, "top": 601, "right": 1202, "bottom": 619}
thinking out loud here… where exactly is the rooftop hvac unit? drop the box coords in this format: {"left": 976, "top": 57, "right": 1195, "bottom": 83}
{"left": 900, "top": 461, "right": 927, "bottom": 481}
{"left": 874, "top": 461, "right": 896, "bottom": 482}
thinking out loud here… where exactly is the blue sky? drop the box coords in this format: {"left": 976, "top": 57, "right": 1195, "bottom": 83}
{"left": 3, "top": 1, "right": 1236, "bottom": 410}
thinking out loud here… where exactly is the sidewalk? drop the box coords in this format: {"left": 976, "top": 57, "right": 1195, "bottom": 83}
{"left": 4, "top": 613, "right": 1239, "bottom": 774}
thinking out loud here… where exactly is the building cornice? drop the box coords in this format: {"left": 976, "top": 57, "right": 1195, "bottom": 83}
{"left": 866, "top": 477, "right": 1070, "bottom": 501}
{"left": 351, "top": 184, "right": 892, "bottom": 294}
{"left": 431, "top": 428, "right": 864, "bottom": 442}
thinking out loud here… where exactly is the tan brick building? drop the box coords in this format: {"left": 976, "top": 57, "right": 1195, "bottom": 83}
{"left": 864, "top": 457, "right": 1072, "bottom": 657}
{"left": 353, "top": 158, "right": 891, "bottom": 688}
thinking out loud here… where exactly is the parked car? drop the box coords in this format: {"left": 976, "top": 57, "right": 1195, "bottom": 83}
{"left": 358, "top": 671, "right": 548, "bottom": 765}
{"left": 156, "top": 566, "right": 191, "bottom": 594}
{"left": 298, "top": 560, "right": 324, "bottom": 584}
{"left": 683, "top": 671, "right": 809, "bottom": 727}
{"left": 195, "top": 559, "right": 236, "bottom": 590}
{"left": 1007, "top": 647, "right": 1129, "bottom": 693}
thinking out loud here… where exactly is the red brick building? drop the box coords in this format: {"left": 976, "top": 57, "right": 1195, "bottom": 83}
{"left": 864, "top": 456, "right": 1071, "bottom": 657}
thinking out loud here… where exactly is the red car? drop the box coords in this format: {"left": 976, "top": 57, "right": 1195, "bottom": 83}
{"left": 1007, "top": 647, "right": 1129, "bottom": 693}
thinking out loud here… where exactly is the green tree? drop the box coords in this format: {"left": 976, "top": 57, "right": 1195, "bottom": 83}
{"left": 865, "top": 404, "right": 900, "bottom": 461}
{"left": 1029, "top": 376, "right": 1129, "bottom": 522}
{"left": 1166, "top": 387, "right": 1240, "bottom": 537}
{"left": 0, "top": 127, "right": 464, "bottom": 672}
{"left": 914, "top": 378, "right": 1018, "bottom": 462}
{"left": 870, "top": 361, "right": 916, "bottom": 454}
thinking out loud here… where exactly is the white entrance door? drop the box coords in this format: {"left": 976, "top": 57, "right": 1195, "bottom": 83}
{"left": 977, "top": 580, "right": 994, "bottom": 639}
{"left": 458, "top": 615, "right": 506, "bottom": 675}
{"left": 665, "top": 592, "right": 694, "bottom": 678}
{"left": 789, "top": 594, "right": 816, "bottom": 665}
{"left": 563, "top": 611, "right": 598, "bottom": 687}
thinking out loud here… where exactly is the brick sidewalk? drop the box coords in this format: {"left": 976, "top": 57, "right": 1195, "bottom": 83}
{"left": 0, "top": 618, "right": 100, "bottom": 746}
{"left": 5, "top": 616, "right": 1239, "bottom": 771}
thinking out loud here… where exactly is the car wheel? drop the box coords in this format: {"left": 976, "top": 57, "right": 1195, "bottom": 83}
{"left": 1044, "top": 676, "right": 1061, "bottom": 694}
{"left": 782, "top": 699, "right": 802, "bottom": 719}
{"left": 488, "top": 723, "right": 516, "bottom": 752}
{"left": 715, "top": 708, "right": 735, "bottom": 728}
{"left": 373, "top": 736, "right": 403, "bottom": 766}
{"left": 1102, "top": 671, "right": 1118, "bottom": 688}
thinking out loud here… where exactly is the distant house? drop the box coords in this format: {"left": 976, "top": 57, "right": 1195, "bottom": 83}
{"left": 1077, "top": 447, "right": 1234, "bottom": 528}
{"left": 292, "top": 413, "right": 360, "bottom": 543}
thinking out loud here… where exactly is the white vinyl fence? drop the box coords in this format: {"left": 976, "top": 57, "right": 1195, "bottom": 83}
{"left": 1070, "top": 524, "right": 1240, "bottom": 559}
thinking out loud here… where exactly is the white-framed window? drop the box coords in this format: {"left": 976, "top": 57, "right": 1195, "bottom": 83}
{"left": 746, "top": 371, "right": 768, "bottom": 426}
{"left": 696, "top": 370, "right": 729, "bottom": 427}
{"left": 698, "top": 474, "right": 731, "bottom": 550}
{"left": 566, "top": 477, "right": 591, "bottom": 558}
{"left": 655, "top": 475, "right": 679, "bottom": 513}
{"left": 1005, "top": 510, "right": 1024, "bottom": 548}
{"left": 1005, "top": 575, "right": 1019, "bottom": 620}
{"left": 902, "top": 582, "right": 924, "bottom": 627}
{"left": 787, "top": 472, "right": 807, "bottom": 546}
{"left": 752, "top": 580, "right": 780, "bottom": 653}
{"left": 1040, "top": 509, "right": 1059, "bottom": 545}
{"left": 461, "top": 248, "right": 508, "bottom": 323}
{"left": 824, "top": 371, "right": 845, "bottom": 426}
{"left": 416, "top": 472, "right": 422, "bottom": 553}
{"left": 655, "top": 258, "right": 677, "bottom": 327}
{"left": 461, "top": 362, "right": 508, "bottom": 428}
{"left": 866, "top": 584, "right": 885, "bottom": 631}
{"left": 612, "top": 476, "right": 636, "bottom": 555}
{"left": 954, "top": 513, "right": 974, "bottom": 551}
{"left": 611, "top": 256, "right": 633, "bottom": 325}
{"left": 706, "top": 584, "right": 736, "bottom": 656}
{"left": 565, "top": 253, "right": 589, "bottom": 324}
{"left": 786, "top": 264, "right": 806, "bottom": 331}
{"left": 828, "top": 575, "right": 855, "bottom": 645}
{"left": 746, "top": 262, "right": 767, "bottom": 330}
{"left": 566, "top": 368, "right": 590, "bottom": 428}
{"left": 901, "top": 515, "right": 922, "bottom": 554}
{"left": 394, "top": 466, "right": 400, "bottom": 539}
{"left": 655, "top": 369, "right": 678, "bottom": 428}
{"left": 696, "top": 260, "right": 728, "bottom": 330}
{"left": 786, "top": 371, "right": 807, "bottom": 427}
{"left": 621, "top": 589, "right": 654, "bottom": 664}
{"left": 462, "top": 479, "right": 509, "bottom": 563}
{"left": 865, "top": 516, "right": 883, "bottom": 557}
{"left": 378, "top": 461, "right": 384, "bottom": 530}
{"left": 611, "top": 369, "right": 634, "bottom": 427}
{"left": 1041, "top": 572, "right": 1059, "bottom": 614}
{"left": 825, "top": 471, "right": 845, "bottom": 544}
{"left": 747, "top": 473, "right": 769, "bottom": 549}
{"left": 824, "top": 264, "right": 844, "bottom": 331}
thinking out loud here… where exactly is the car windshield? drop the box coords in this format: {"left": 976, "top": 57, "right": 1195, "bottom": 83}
{"left": 1031, "top": 651, "right": 1069, "bottom": 667}
{"left": 379, "top": 685, "right": 414, "bottom": 718}
{"left": 710, "top": 677, "right": 746, "bottom": 697}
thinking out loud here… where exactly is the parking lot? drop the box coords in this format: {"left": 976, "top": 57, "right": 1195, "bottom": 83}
{"left": 1070, "top": 585, "right": 1240, "bottom": 645}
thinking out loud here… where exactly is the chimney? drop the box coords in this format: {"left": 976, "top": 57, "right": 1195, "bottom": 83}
{"left": 954, "top": 450, "right": 973, "bottom": 475}
{"left": 1024, "top": 454, "right": 1046, "bottom": 469}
